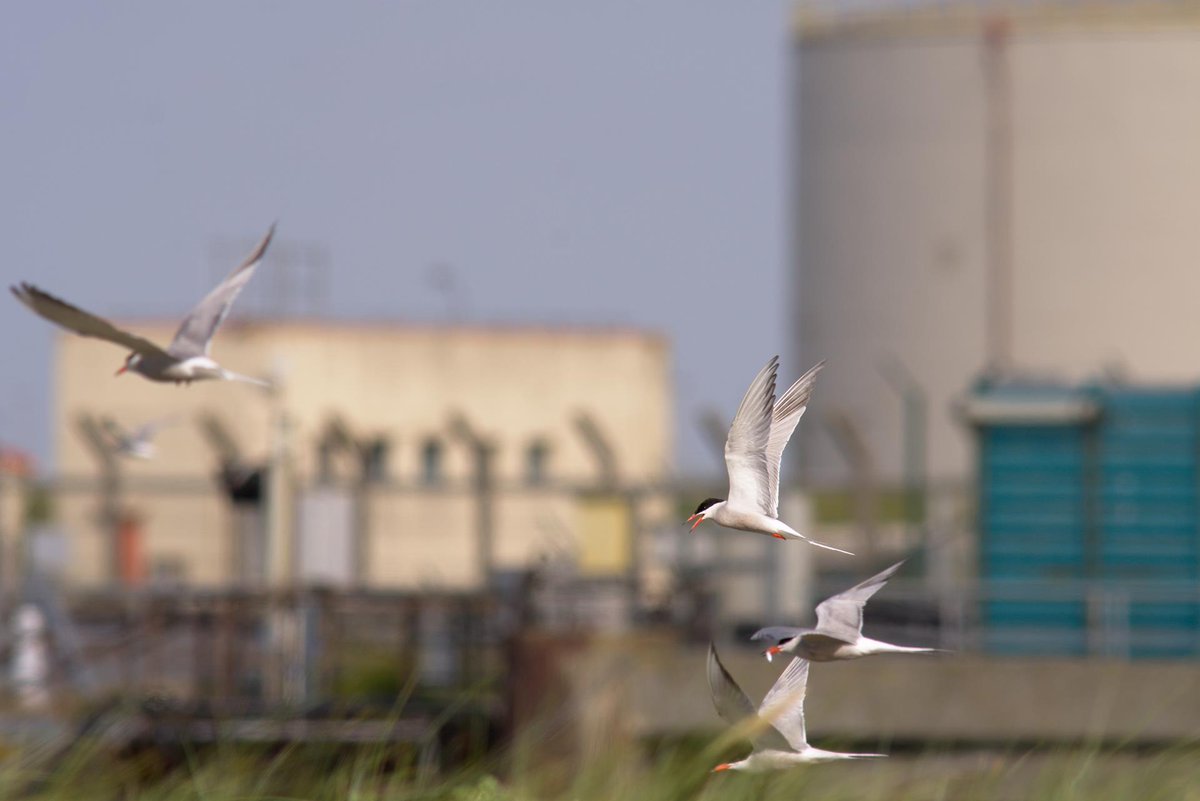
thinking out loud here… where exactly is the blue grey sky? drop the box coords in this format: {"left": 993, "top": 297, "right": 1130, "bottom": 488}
{"left": 2, "top": 2, "right": 792, "bottom": 476}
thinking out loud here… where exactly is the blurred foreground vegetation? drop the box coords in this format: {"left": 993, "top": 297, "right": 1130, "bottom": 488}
{"left": 1, "top": 734, "right": 1198, "bottom": 801}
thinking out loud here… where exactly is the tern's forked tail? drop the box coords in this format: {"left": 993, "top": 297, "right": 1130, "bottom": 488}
{"left": 221, "top": 369, "right": 273, "bottom": 389}
{"left": 800, "top": 535, "right": 855, "bottom": 556}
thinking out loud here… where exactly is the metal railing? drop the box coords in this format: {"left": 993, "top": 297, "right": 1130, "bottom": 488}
{"left": 836, "top": 578, "right": 1200, "bottom": 659}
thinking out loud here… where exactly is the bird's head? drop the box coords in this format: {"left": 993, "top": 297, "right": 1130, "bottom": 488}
{"left": 762, "top": 637, "right": 795, "bottom": 662}
{"left": 687, "top": 497, "right": 723, "bottom": 531}
{"left": 116, "top": 353, "right": 140, "bottom": 376}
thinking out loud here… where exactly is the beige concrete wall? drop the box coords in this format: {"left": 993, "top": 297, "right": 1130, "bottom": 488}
{"left": 363, "top": 489, "right": 586, "bottom": 589}
{"left": 54, "top": 486, "right": 230, "bottom": 585}
{"left": 492, "top": 491, "right": 581, "bottom": 569}
{"left": 124, "top": 488, "right": 231, "bottom": 583}
{"left": 50, "top": 322, "right": 671, "bottom": 588}
{"left": 365, "top": 491, "right": 479, "bottom": 589}
{"left": 53, "top": 493, "right": 111, "bottom": 585}
{"left": 55, "top": 322, "right": 670, "bottom": 485}
{"left": 48, "top": 479, "right": 658, "bottom": 590}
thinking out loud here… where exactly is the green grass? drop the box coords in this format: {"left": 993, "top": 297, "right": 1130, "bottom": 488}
{"left": 2, "top": 734, "right": 1199, "bottom": 801}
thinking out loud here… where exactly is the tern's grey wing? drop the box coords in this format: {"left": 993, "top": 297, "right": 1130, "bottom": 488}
{"left": 763, "top": 361, "right": 824, "bottom": 516}
{"left": 707, "top": 643, "right": 790, "bottom": 753}
{"left": 758, "top": 657, "right": 810, "bottom": 752}
{"left": 167, "top": 224, "right": 274, "bottom": 358}
{"left": 11, "top": 283, "right": 170, "bottom": 359}
{"left": 814, "top": 560, "right": 906, "bottom": 642}
{"left": 707, "top": 642, "right": 757, "bottom": 727}
{"left": 98, "top": 418, "right": 128, "bottom": 447}
{"left": 723, "top": 357, "right": 778, "bottom": 514}
{"left": 750, "top": 626, "right": 807, "bottom": 648}
{"left": 130, "top": 416, "right": 178, "bottom": 442}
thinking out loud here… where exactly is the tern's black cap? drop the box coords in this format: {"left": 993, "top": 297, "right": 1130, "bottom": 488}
{"left": 693, "top": 497, "right": 723, "bottom": 515}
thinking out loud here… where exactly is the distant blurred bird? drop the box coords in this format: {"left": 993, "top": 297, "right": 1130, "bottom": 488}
{"left": 11, "top": 224, "right": 275, "bottom": 387}
{"left": 686, "top": 357, "right": 850, "bottom": 554}
{"left": 752, "top": 560, "right": 939, "bottom": 662}
{"left": 707, "top": 642, "right": 884, "bottom": 772}
{"left": 99, "top": 416, "right": 177, "bottom": 460}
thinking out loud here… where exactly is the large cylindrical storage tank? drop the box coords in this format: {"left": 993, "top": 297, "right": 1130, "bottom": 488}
{"left": 793, "top": 3, "right": 1200, "bottom": 487}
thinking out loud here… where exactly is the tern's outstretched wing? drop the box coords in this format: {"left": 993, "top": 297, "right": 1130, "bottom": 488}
{"left": 814, "top": 560, "right": 906, "bottom": 643}
{"left": 757, "top": 656, "right": 810, "bottom": 752}
{"left": 11, "top": 283, "right": 170, "bottom": 359}
{"left": 98, "top": 417, "right": 129, "bottom": 447}
{"left": 167, "top": 224, "right": 274, "bottom": 358}
{"left": 130, "top": 416, "right": 178, "bottom": 442}
{"left": 707, "top": 643, "right": 789, "bottom": 753}
{"left": 763, "top": 361, "right": 824, "bottom": 517}
{"left": 723, "top": 357, "right": 778, "bottom": 515}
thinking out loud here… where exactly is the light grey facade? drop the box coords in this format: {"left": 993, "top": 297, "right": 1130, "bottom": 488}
{"left": 793, "top": 2, "right": 1200, "bottom": 486}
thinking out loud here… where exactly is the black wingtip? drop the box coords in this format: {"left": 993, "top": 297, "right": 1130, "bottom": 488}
{"left": 237, "top": 224, "right": 277, "bottom": 272}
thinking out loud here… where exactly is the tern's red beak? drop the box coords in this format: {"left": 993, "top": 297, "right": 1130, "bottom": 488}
{"left": 764, "top": 645, "right": 782, "bottom": 662}
{"left": 712, "top": 763, "right": 732, "bottom": 773}
{"left": 687, "top": 513, "right": 704, "bottom": 532}
{"left": 115, "top": 364, "right": 128, "bottom": 376}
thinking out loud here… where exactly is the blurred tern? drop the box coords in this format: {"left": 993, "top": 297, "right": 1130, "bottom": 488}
{"left": 687, "top": 357, "right": 850, "bottom": 554}
{"left": 11, "top": 224, "right": 275, "bottom": 387}
{"left": 707, "top": 642, "right": 884, "bottom": 772}
{"left": 100, "top": 416, "right": 178, "bottom": 460}
{"left": 752, "top": 560, "right": 939, "bottom": 662}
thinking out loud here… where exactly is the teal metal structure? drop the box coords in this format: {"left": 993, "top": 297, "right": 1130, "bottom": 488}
{"left": 970, "top": 381, "right": 1200, "bottom": 658}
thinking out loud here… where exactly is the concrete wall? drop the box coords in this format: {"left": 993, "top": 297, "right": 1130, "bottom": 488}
{"left": 794, "top": 8, "right": 1200, "bottom": 486}
{"left": 561, "top": 636, "right": 1200, "bottom": 743}
{"left": 49, "top": 480, "right": 646, "bottom": 590}
{"left": 49, "top": 321, "right": 671, "bottom": 588}
{"left": 55, "top": 321, "right": 671, "bottom": 484}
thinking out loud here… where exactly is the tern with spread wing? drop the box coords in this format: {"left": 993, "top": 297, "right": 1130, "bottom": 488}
{"left": 99, "top": 416, "right": 178, "bottom": 460}
{"left": 687, "top": 357, "right": 849, "bottom": 554}
{"left": 707, "top": 642, "right": 884, "bottom": 772}
{"left": 11, "top": 225, "right": 275, "bottom": 387}
{"left": 752, "top": 560, "right": 939, "bottom": 662}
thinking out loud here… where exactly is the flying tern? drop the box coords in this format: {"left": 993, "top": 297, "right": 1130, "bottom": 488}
{"left": 99, "top": 416, "right": 178, "bottom": 460}
{"left": 707, "top": 642, "right": 884, "bottom": 772}
{"left": 11, "top": 224, "right": 275, "bottom": 387}
{"left": 687, "top": 357, "right": 850, "bottom": 554}
{"left": 752, "top": 560, "right": 940, "bottom": 662}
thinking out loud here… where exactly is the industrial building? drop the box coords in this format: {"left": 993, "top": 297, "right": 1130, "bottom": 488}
{"left": 791, "top": 1, "right": 1200, "bottom": 488}
{"left": 789, "top": 1, "right": 1200, "bottom": 658}
{"left": 967, "top": 378, "right": 1200, "bottom": 657}
{"left": 45, "top": 319, "right": 673, "bottom": 591}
